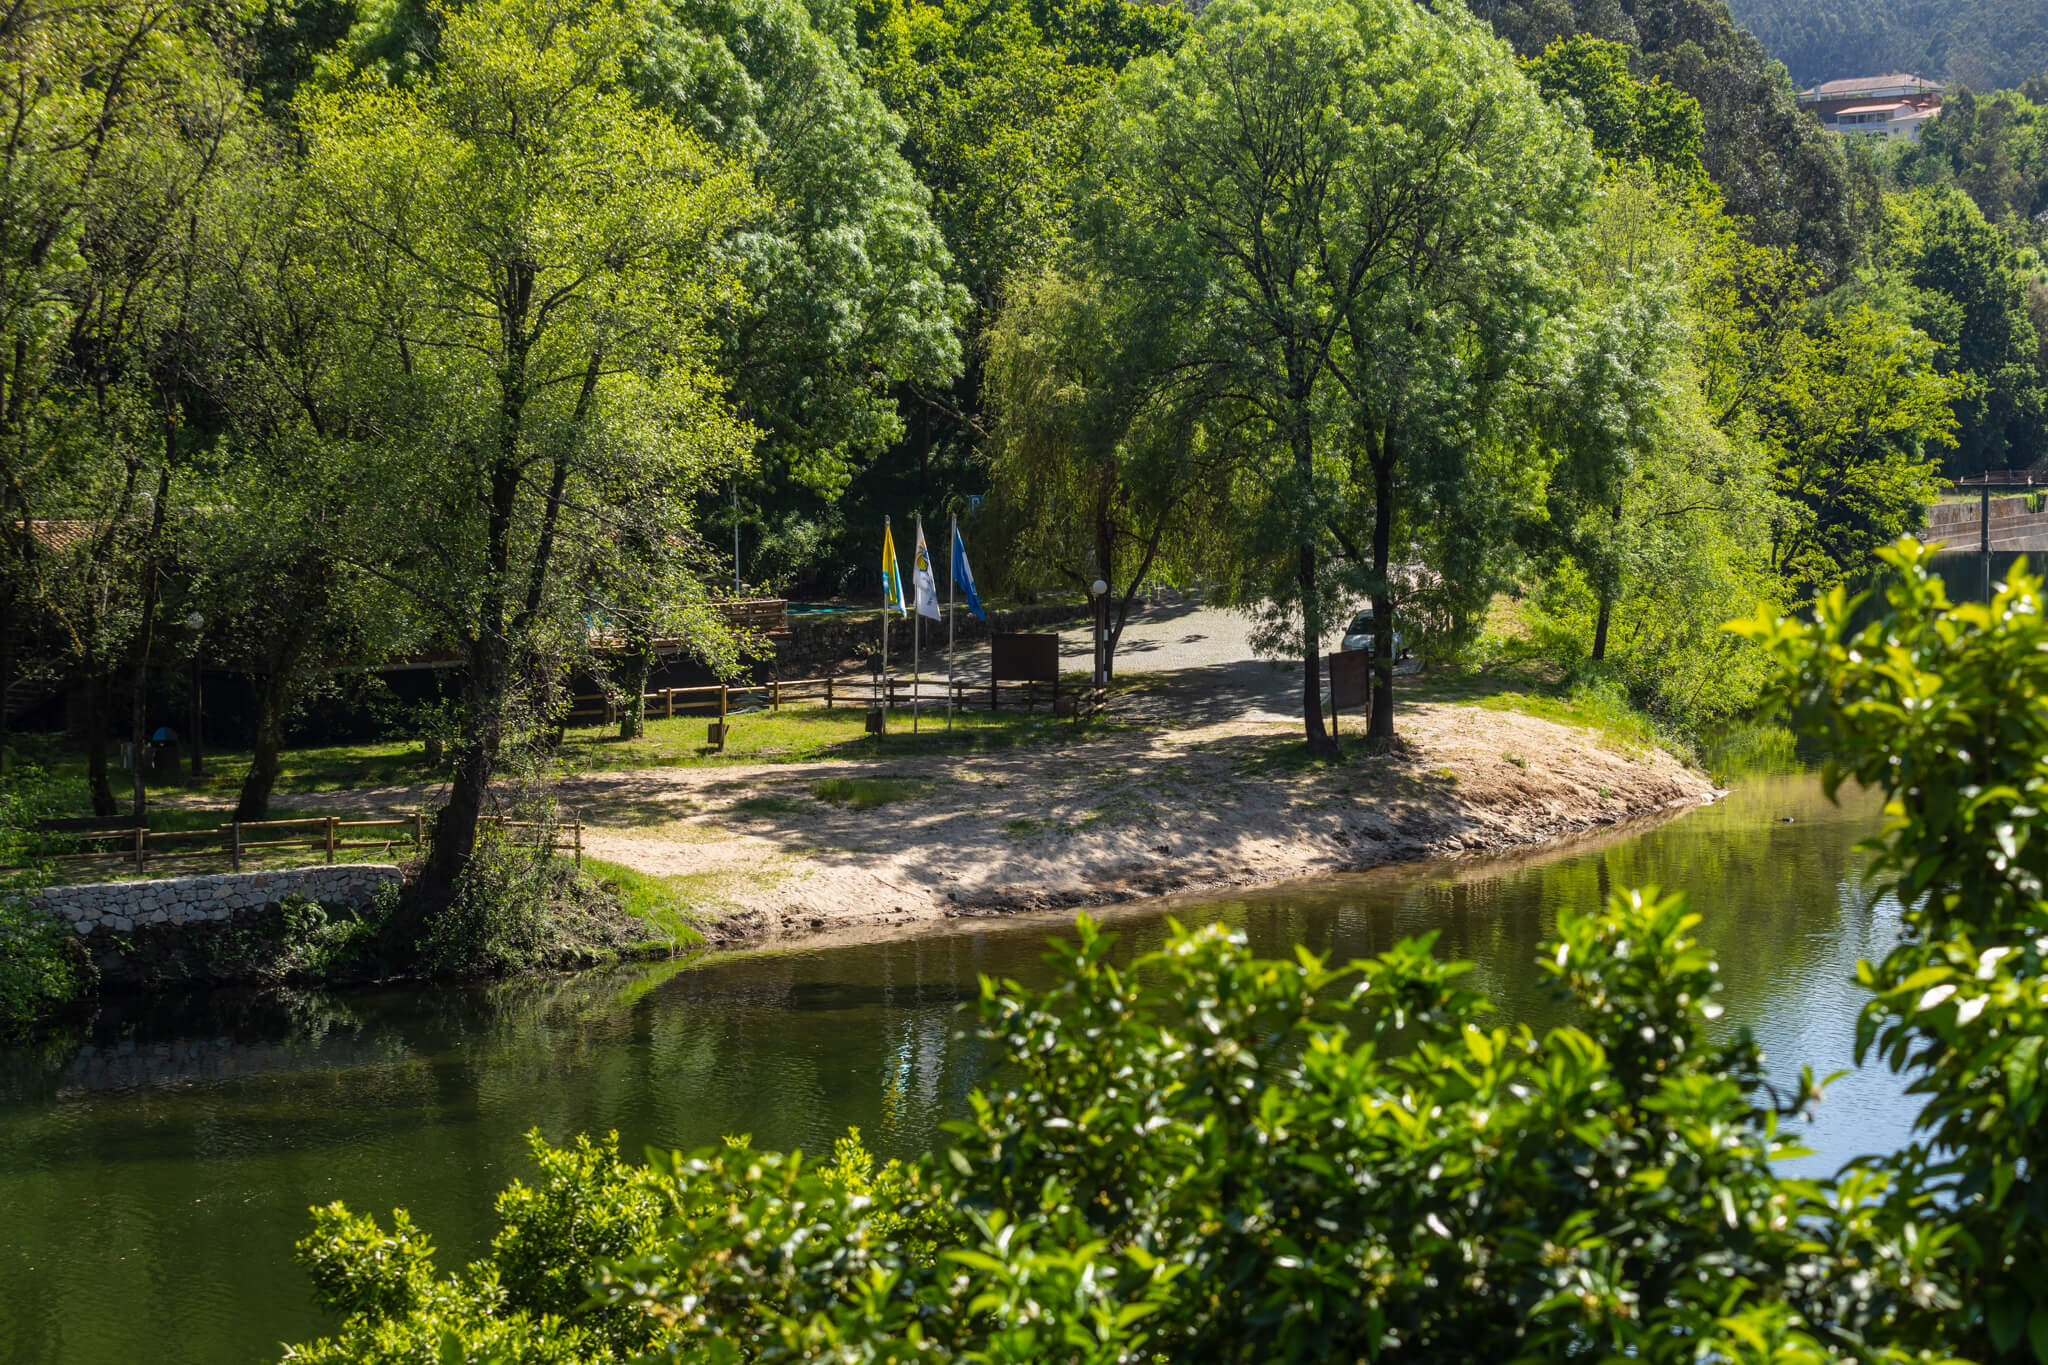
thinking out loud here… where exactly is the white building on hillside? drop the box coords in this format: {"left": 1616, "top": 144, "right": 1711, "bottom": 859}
{"left": 1796, "top": 74, "right": 1944, "bottom": 143}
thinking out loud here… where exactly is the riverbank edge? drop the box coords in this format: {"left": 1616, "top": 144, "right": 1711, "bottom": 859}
{"left": 684, "top": 786, "right": 1727, "bottom": 952}
{"left": 623, "top": 706, "right": 1728, "bottom": 950}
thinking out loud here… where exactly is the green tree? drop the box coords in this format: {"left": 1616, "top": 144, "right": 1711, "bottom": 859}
{"left": 981, "top": 269, "right": 1231, "bottom": 677}
{"left": 1078, "top": 0, "right": 1598, "bottom": 747}
{"left": 294, "top": 0, "right": 758, "bottom": 889}
{"left": 633, "top": 0, "right": 968, "bottom": 581}
{"left": 1892, "top": 188, "right": 2047, "bottom": 475}
{"left": 1522, "top": 36, "right": 1705, "bottom": 183}
{"left": 1758, "top": 306, "right": 1958, "bottom": 597}
{"left": 1466, "top": 0, "right": 1871, "bottom": 277}
{"left": 0, "top": 0, "right": 252, "bottom": 815}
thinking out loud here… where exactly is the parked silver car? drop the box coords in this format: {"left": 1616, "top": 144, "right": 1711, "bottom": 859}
{"left": 1340, "top": 609, "right": 1406, "bottom": 660}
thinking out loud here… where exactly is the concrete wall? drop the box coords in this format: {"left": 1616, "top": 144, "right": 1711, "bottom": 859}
{"left": 39, "top": 864, "right": 402, "bottom": 938}
{"left": 1926, "top": 497, "right": 2048, "bottom": 551}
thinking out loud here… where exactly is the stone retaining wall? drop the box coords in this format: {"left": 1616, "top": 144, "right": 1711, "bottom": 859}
{"left": 40, "top": 864, "right": 402, "bottom": 938}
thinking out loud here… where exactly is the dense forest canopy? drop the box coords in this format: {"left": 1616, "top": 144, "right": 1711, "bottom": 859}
{"left": 2, "top": 0, "right": 2047, "bottom": 847}
{"left": 1724, "top": 0, "right": 2048, "bottom": 93}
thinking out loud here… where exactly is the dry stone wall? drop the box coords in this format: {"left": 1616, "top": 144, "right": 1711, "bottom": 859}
{"left": 39, "top": 864, "right": 401, "bottom": 937}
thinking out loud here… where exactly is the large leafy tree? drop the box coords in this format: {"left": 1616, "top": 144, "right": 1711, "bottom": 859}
{"left": 1891, "top": 188, "right": 2047, "bottom": 476}
{"left": 295, "top": 0, "right": 758, "bottom": 888}
{"left": 633, "top": 0, "right": 968, "bottom": 588}
{"left": 0, "top": 0, "right": 252, "bottom": 814}
{"left": 1759, "top": 305, "right": 1957, "bottom": 596}
{"left": 1079, "top": 0, "right": 1598, "bottom": 748}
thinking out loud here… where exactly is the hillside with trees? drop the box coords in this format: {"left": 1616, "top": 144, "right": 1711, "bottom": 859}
{"left": 1723, "top": 0, "right": 2048, "bottom": 93}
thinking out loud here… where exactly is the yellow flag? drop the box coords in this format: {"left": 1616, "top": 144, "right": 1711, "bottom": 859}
{"left": 881, "top": 520, "right": 907, "bottom": 617}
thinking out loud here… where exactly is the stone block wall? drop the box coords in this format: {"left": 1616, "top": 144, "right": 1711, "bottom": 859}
{"left": 39, "top": 864, "right": 402, "bottom": 937}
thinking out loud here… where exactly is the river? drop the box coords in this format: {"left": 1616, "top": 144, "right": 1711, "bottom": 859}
{"left": 0, "top": 771, "right": 1903, "bottom": 1364}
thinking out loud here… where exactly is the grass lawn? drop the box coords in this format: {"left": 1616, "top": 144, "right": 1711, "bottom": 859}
{"left": 8, "top": 700, "right": 1132, "bottom": 819}
{"left": 581, "top": 857, "right": 709, "bottom": 947}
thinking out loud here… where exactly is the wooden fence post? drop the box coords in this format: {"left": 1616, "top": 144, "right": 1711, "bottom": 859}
{"left": 326, "top": 816, "right": 337, "bottom": 864}
{"left": 718, "top": 684, "right": 728, "bottom": 751}
{"left": 665, "top": 687, "right": 674, "bottom": 720}
{"left": 413, "top": 810, "right": 425, "bottom": 852}
{"left": 574, "top": 818, "right": 583, "bottom": 868}
{"left": 771, "top": 678, "right": 780, "bottom": 711}
{"left": 230, "top": 821, "right": 241, "bottom": 872}
{"left": 134, "top": 825, "right": 146, "bottom": 871}
{"left": 826, "top": 675, "right": 834, "bottom": 709}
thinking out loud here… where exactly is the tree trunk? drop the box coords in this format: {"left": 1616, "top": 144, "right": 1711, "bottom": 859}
{"left": 236, "top": 656, "right": 300, "bottom": 821}
{"left": 85, "top": 668, "right": 116, "bottom": 817}
{"left": 1591, "top": 592, "right": 1612, "bottom": 662}
{"left": 1294, "top": 407, "right": 1335, "bottom": 756}
{"left": 1368, "top": 449, "right": 1396, "bottom": 742}
{"left": 619, "top": 629, "right": 653, "bottom": 740}
{"left": 128, "top": 465, "right": 171, "bottom": 819}
{"left": 1299, "top": 541, "right": 1336, "bottom": 755}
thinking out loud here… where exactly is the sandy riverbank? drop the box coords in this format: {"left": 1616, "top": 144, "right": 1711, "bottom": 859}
{"left": 556, "top": 703, "right": 1720, "bottom": 943}
{"left": 156, "top": 699, "right": 1719, "bottom": 946}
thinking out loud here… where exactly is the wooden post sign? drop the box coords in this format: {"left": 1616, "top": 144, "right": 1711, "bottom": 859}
{"left": 990, "top": 633, "right": 1060, "bottom": 712}
{"left": 1328, "top": 650, "right": 1370, "bottom": 734}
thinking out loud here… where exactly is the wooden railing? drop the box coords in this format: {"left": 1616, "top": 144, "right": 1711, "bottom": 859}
{"left": 35, "top": 813, "right": 582, "bottom": 874}
{"left": 564, "top": 674, "right": 1106, "bottom": 748}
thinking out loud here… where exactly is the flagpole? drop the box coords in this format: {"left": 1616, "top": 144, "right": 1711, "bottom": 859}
{"left": 947, "top": 514, "right": 956, "bottom": 732}
{"left": 882, "top": 516, "right": 891, "bottom": 719}
{"left": 912, "top": 516, "right": 921, "bottom": 735}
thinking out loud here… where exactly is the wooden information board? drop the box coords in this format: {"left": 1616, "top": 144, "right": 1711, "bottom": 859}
{"left": 991, "top": 633, "right": 1059, "bottom": 682}
{"left": 1328, "top": 649, "right": 1371, "bottom": 712}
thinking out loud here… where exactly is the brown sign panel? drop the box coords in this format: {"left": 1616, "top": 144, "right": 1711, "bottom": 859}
{"left": 1328, "top": 649, "right": 1371, "bottom": 710}
{"left": 991, "top": 633, "right": 1060, "bottom": 682}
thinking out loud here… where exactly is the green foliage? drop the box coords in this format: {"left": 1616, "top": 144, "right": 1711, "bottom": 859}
{"left": 0, "top": 768, "right": 82, "bottom": 1030}
{"left": 285, "top": 884, "right": 1971, "bottom": 1362}
{"left": 287, "top": 1129, "right": 952, "bottom": 1364}
{"left": 1523, "top": 36, "right": 1707, "bottom": 182}
{"left": 0, "top": 896, "right": 80, "bottom": 1032}
{"left": 1075, "top": 0, "right": 1599, "bottom": 744}
{"left": 1725, "top": 0, "right": 2048, "bottom": 97}
{"left": 1894, "top": 85, "right": 2048, "bottom": 234}
{"left": 1732, "top": 539, "right": 2048, "bottom": 1360}
{"left": 1469, "top": 0, "right": 1868, "bottom": 274}
{"left": 1759, "top": 306, "right": 1957, "bottom": 596}
{"left": 1887, "top": 187, "right": 2048, "bottom": 475}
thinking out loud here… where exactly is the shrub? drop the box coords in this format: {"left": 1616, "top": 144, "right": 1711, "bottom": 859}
{"left": 1733, "top": 537, "right": 2048, "bottom": 1360}
{"left": 0, "top": 765, "right": 81, "bottom": 1030}
{"left": 0, "top": 893, "right": 82, "bottom": 1031}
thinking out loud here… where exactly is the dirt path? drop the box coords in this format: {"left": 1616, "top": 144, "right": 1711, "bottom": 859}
{"left": 232, "top": 703, "right": 1718, "bottom": 944}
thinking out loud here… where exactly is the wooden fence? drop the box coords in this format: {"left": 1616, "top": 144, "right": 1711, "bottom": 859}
{"left": 565, "top": 675, "right": 1105, "bottom": 744}
{"left": 35, "top": 813, "right": 582, "bottom": 875}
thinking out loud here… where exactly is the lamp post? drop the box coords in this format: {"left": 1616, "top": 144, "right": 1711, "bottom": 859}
{"left": 185, "top": 612, "right": 205, "bottom": 779}
{"left": 1090, "top": 579, "right": 1108, "bottom": 686}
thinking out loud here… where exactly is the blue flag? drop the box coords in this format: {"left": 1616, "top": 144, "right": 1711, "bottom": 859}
{"left": 951, "top": 519, "right": 986, "bottom": 621}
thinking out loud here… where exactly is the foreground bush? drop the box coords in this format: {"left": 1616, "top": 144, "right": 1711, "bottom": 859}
{"left": 287, "top": 538, "right": 2044, "bottom": 1363}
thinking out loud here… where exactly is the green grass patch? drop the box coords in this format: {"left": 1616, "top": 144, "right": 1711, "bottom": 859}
{"left": 582, "top": 858, "right": 707, "bottom": 947}
{"left": 731, "top": 794, "right": 802, "bottom": 815}
{"left": 9, "top": 702, "right": 1131, "bottom": 820}
{"left": 1468, "top": 679, "right": 1666, "bottom": 756}
{"left": 808, "top": 777, "right": 934, "bottom": 810}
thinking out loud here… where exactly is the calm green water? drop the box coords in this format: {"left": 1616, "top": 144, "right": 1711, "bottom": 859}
{"left": 0, "top": 773, "right": 1900, "bottom": 1365}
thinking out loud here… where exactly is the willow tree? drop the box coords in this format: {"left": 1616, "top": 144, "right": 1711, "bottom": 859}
{"left": 982, "top": 269, "right": 1230, "bottom": 679}
{"left": 297, "top": 0, "right": 758, "bottom": 889}
{"left": 1081, "top": 0, "right": 1599, "bottom": 748}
